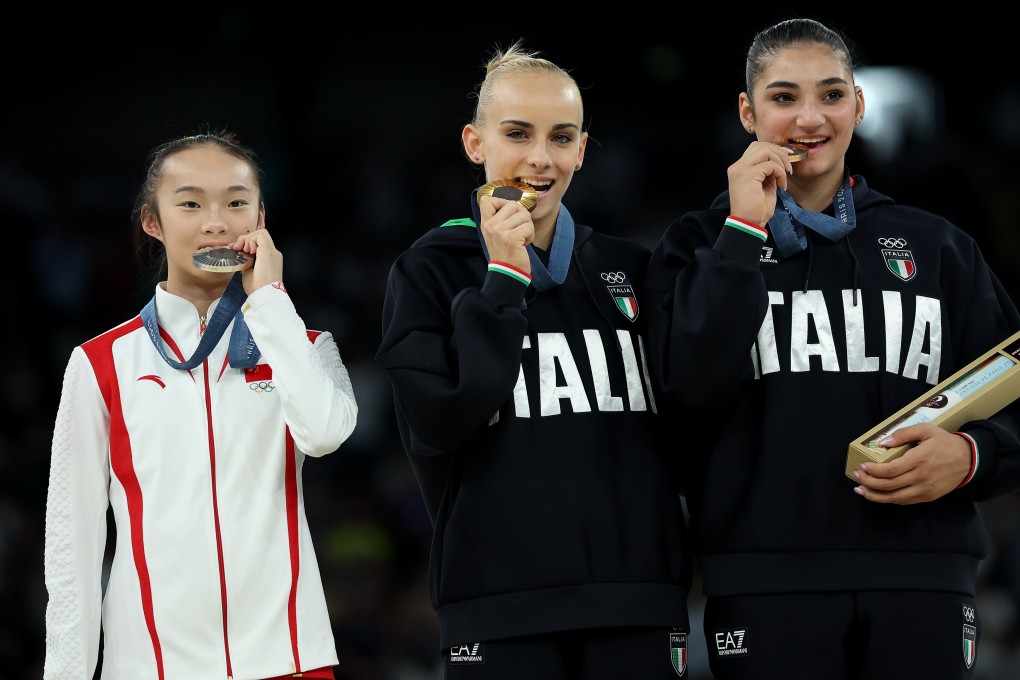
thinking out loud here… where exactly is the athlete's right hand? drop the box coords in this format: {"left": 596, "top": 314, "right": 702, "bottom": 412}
{"left": 478, "top": 194, "right": 534, "bottom": 276}
{"left": 726, "top": 141, "right": 795, "bottom": 227}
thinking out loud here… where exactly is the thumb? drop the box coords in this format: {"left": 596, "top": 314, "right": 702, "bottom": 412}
{"left": 478, "top": 195, "right": 499, "bottom": 222}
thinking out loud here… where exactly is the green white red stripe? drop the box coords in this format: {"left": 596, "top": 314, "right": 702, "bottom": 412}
{"left": 725, "top": 216, "right": 768, "bottom": 241}
{"left": 488, "top": 261, "right": 532, "bottom": 286}
{"left": 888, "top": 259, "right": 914, "bottom": 278}
{"left": 614, "top": 296, "right": 638, "bottom": 319}
{"left": 954, "top": 432, "right": 979, "bottom": 487}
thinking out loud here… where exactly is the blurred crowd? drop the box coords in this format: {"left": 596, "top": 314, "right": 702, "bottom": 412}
{"left": 3, "top": 16, "right": 1019, "bottom": 680}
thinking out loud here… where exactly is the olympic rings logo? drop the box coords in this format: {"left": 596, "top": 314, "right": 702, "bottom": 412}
{"left": 249, "top": 381, "right": 275, "bottom": 393}
{"left": 878, "top": 237, "right": 907, "bottom": 249}
{"left": 601, "top": 272, "right": 626, "bottom": 283}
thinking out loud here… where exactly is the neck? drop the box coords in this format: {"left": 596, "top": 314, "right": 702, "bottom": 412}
{"left": 531, "top": 212, "right": 556, "bottom": 251}
{"left": 787, "top": 168, "right": 846, "bottom": 212}
{"left": 163, "top": 274, "right": 231, "bottom": 319}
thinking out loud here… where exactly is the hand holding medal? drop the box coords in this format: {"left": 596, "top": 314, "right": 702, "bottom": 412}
{"left": 193, "top": 227, "right": 284, "bottom": 295}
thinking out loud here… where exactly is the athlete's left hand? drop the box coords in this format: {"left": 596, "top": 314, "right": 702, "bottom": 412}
{"left": 232, "top": 226, "right": 284, "bottom": 295}
{"left": 850, "top": 423, "right": 972, "bottom": 504}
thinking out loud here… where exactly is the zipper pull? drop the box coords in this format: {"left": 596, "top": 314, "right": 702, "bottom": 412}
{"left": 199, "top": 315, "right": 207, "bottom": 335}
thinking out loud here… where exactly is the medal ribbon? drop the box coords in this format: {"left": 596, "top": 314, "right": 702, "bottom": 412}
{"left": 141, "top": 272, "right": 260, "bottom": 370}
{"left": 471, "top": 188, "right": 574, "bottom": 292}
{"left": 768, "top": 174, "right": 857, "bottom": 257}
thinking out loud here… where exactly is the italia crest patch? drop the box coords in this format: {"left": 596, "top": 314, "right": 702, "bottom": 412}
{"left": 601, "top": 271, "right": 639, "bottom": 321}
{"left": 670, "top": 631, "right": 688, "bottom": 676}
{"left": 962, "top": 604, "right": 977, "bottom": 669}
{"left": 878, "top": 236, "right": 916, "bottom": 281}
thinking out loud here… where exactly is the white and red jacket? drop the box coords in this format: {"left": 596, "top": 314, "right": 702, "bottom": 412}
{"left": 44, "top": 282, "right": 358, "bottom": 680}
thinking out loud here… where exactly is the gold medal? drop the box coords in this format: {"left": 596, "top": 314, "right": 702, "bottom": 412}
{"left": 787, "top": 147, "right": 809, "bottom": 162}
{"left": 476, "top": 179, "right": 538, "bottom": 212}
{"left": 192, "top": 246, "right": 253, "bottom": 273}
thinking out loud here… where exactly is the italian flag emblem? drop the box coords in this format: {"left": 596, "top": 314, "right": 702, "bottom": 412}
{"left": 963, "top": 624, "right": 977, "bottom": 669}
{"left": 882, "top": 247, "right": 917, "bottom": 281}
{"left": 603, "top": 275, "right": 639, "bottom": 321}
{"left": 670, "top": 631, "right": 688, "bottom": 676}
{"left": 614, "top": 293, "right": 638, "bottom": 320}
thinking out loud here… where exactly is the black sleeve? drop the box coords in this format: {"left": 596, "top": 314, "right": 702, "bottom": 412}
{"left": 950, "top": 237, "right": 1020, "bottom": 500}
{"left": 376, "top": 249, "right": 529, "bottom": 456}
{"left": 645, "top": 211, "right": 771, "bottom": 408}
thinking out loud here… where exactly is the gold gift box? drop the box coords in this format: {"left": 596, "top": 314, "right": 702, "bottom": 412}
{"left": 845, "top": 329, "right": 1020, "bottom": 480}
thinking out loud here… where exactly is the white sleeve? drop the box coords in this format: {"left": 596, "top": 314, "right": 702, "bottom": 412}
{"left": 43, "top": 347, "right": 110, "bottom": 680}
{"left": 242, "top": 284, "right": 358, "bottom": 457}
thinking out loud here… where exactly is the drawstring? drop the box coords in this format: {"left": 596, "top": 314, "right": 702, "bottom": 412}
{"left": 802, "top": 233, "right": 813, "bottom": 293}
{"left": 799, "top": 233, "right": 859, "bottom": 306}
{"left": 846, "top": 237, "right": 860, "bottom": 306}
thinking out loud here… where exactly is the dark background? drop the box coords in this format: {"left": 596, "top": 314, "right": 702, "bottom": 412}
{"left": 4, "top": 11, "right": 1019, "bottom": 679}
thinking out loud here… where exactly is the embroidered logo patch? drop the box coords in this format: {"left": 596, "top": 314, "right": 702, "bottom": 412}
{"left": 449, "top": 643, "right": 484, "bottom": 665}
{"left": 713, "top": 627, "right": 749, "bottom": 658}
{"left": 246, "top": 364, "right": 275, "bottom": 392}
{"left": 878, "top": 236, "right": 916, "bottom": 281}
{"left": 601, "top": 271, "right": 639, "bottom": 321}
{"left": 670, "top": 630, "right": 688, "bottom": 676}
{"left": 760, "top": 245, "right": 777, "bottom": 264}
{"left": 962, "top": 604, "right": 977, "bottom": 669}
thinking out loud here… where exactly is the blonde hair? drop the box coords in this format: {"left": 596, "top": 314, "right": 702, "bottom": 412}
{"left": 471, "top": 39, "right": 583, "bottom": 127}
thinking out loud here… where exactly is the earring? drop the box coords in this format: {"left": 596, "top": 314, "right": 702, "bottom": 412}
{"left": 745, "top": 126, "right": 753, "bottom": 134}
{"left": 473, "top": 155, "right": 480, "bottom": 161}
{"left": 855, "top": 117, "right": 863, "bottom": 127}
{"left": 574, "top": 162, "right": 582, "bottom": 170}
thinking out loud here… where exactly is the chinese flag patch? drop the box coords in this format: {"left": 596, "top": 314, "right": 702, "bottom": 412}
{"left": 245, "top": 364, "right": 273, "bottom": 383}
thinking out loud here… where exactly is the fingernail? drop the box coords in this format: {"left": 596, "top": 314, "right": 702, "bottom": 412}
{"left": 853, "top": 471, "right": 860, "bottom": 480}
{"left": 853, "top": 486, "right": 864, "bottom": 495}
{"left": 878, "top": 436, "right": 893, "bottom": 446}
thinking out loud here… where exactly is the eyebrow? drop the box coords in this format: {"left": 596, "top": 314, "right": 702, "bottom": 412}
{"left": 172, "top": 184, "right": 253, "bottom": 195}
{"left": 499, "top": 119, "right": 581, "bottom": 132}
{"left": 764, "top": 76, "right": 850, "bottom": 90}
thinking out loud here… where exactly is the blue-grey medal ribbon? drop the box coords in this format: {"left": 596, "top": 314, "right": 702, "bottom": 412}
{"left": 141, "top": 272, "right": 261, "bottom": 370}
{"left": 471, "top": 187, "right": 574, "bottom": 293}
{"left": 768, "top": 174, "right": 857, "bottom": 258}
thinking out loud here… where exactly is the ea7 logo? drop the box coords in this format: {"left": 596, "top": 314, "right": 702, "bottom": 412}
{"left": 449, "top": 643, "right": 485, "bottom": 665}
{"left": 714, "top": 628, "right": 749, "bottom": 657}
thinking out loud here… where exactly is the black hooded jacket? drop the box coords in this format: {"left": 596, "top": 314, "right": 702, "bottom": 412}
{"left": 377, "top": 193, "right": 691, "bottom": 647}
{"left": 645, "top": 173, "right": 1020, "bottom": 598}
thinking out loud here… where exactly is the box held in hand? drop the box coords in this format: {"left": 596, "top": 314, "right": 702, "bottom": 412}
{"left": 846, "top": 330, "right": 1020, "bottom": 480}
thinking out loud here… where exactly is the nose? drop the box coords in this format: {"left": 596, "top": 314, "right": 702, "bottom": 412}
{"left": 526, "top": 142, "right": 552, "bottom": 169}
{"left": 796, "top": 101, "right": 826, "bottom": 128}
{"left": 201, "top": 207, "right": 229, "bottom": 234}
